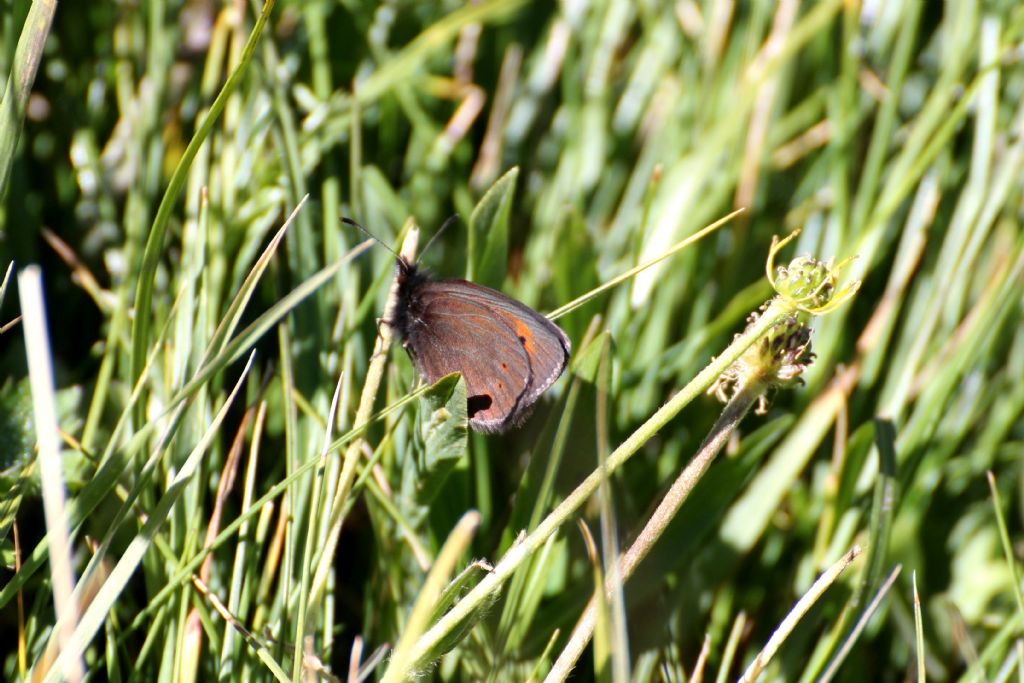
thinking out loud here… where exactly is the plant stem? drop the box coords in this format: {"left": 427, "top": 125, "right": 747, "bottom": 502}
{"left": 404, "top": 300, "right": 791, "bottom": 668}
{"left": 544, "top": 373, "right": 762, "bottom": 681}
{"left": 307, "top": 224, "right": 419, "bottom": 609}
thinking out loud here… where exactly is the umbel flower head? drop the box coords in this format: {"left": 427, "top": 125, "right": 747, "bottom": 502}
{"left": 766, "top": 230, "right": 859, "bottom": 314}
{"left": 709, "top": 311, "right": 814, "bottom": 414}
{"left": 710, "top": 229, "right": 858, "bottom": 413}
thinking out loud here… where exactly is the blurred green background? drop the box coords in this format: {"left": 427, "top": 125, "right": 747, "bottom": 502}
{"left": 2, "top": 0, "right": 1024, "bottom": 680}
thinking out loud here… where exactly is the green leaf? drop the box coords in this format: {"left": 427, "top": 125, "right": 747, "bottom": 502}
{"left": 0, "top": 1, "right": 56, "bottom": 201}
{"left": 415, "top": 373, "right": 469, "bottom": 505}
{"left": 573, "top": 329, "right": 613, "bottom": 383}
{"left": 128, "top": 0, "right": 277, "bottom": 426}
{"left": 467, "top": 166, "right": 518, "bottom": 288}
{"left": 862, "top": 418, "right": 898, "bottom": 600}
{"left": 0, "top": 462, "right": 32, "bottom": 554}
{"left": 420, "top": 559, "right": 499, "bottom": 664}
{"left": 0, "top": 379, "right": 33, "bottom": 472}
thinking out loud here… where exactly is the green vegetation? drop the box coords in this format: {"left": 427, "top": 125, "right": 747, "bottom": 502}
{"left": 2, "top": 0, "right": 1023, "bottom": 680}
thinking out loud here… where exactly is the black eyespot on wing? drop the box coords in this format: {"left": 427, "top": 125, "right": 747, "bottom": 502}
{"left": 467, "top": 394, "right": 493, "bottom": 418}
{"left": 518, "top": 335, "right": 527, "bottom": 345}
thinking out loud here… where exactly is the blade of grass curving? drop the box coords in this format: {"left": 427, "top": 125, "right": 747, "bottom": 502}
{"left": 219, "top": 402, "right": 267, "bottom": 678}
{"left": 547, "top": 209, "right": 742, "bottom": 320}
{"left": 740, "top": 546, "right": 862, "bottom": 683}
{"left": 861, "top": 419, "right": 898, "bottom": 601}
{"left": 716, "top": 612, "right": 747, "bottom": 683}
{"left": 122, "top": 381, "right": 437, "bottom": 638}
{"left": 405, "top": 301, "right": 795, "bottom": 670}
{"left": 986, "top": 471, "right": 1024, "bottom": 618}
{"left": 381, "top": 511, "right": 481, "bottom": 683}
{"left": 593, "top": 334, "right": 629, "bottom": 683}
{"left": 291, "top": 374, "right": 345, "bottom": 682}
{"left": 39, "top": 353, "right": 256, "bottom": 683}
{"left": 494, "top": 327, "right": 605, "bottom": 656}
{"left": 170, "top": 240, "right": 372, "bottom": 411}
{"left": 0, "top": 285, "right": 186, "bottom": 611}
{"left": 306, "top": 224, "right": 420, "bottom": 611}
{"left": 818, "top": 565, "right": 902, "bottom": 683}
{"left": 19, "top": 267, "right": 84, "bottom": 682}
{"left": 129, "top": 0, "right": 276, "bottom": 425}
{"left": 577, "top": 521, "right": 611, "bottom": 683}
{"left": 0, "top": 0, "right": 56, "bottom": 201}
{"left": 913, "top": 573, "right": 925, "bottom": 683}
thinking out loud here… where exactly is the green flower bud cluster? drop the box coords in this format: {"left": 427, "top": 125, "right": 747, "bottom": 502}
{"left": 773, "top": 256, "right": 836, "bottom": 310}
{"left": 765, "top": 230, "right": 860, "bottom": 314}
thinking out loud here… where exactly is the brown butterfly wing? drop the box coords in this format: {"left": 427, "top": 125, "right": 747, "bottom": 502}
{"left": 406, "top": 292, "right": 532, "bottom": 431}
{"left": 407, "top": 280, "right": 570, "bottom": 432}
{"left": 432, "top": 280, "right": 571, "bottom": 402}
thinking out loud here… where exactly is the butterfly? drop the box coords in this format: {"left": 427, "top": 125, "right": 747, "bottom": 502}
{"left": 391, "top": 258, "right": 571, "bottom": 432}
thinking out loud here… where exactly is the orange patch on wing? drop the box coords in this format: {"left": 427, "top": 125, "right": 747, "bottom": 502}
{"left": 513, "top": 319, "right": 535, "bottom": 353}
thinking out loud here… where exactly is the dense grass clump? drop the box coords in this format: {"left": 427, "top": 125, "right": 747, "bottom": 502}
{"left": 2, "top": 1, "right": 1023, "bottom": 681}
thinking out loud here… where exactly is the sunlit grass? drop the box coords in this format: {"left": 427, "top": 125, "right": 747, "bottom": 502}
{"left": 2, "top": 1, "right": 1024, "bottom": 681}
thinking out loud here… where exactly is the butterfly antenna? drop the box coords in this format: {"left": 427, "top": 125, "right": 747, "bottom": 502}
{"left": 341, "top": 217, "right": 405, "bottom": 262}
{"left": 417, "top": 214, "right": 460, "bottom": 265}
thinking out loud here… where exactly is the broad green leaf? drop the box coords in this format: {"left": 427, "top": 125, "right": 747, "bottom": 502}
{"left": 467, "top": 166, "right": 518, "bottom": 288}
{"left": 415, "top": 373, "right": 469, "bottom": 505}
